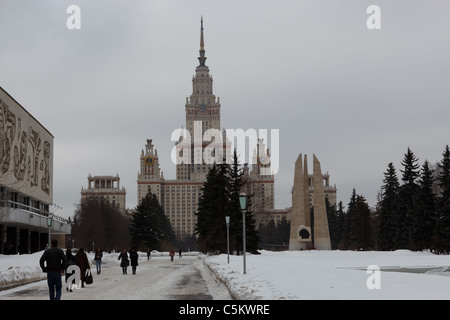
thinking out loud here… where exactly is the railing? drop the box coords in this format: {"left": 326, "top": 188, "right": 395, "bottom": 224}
{"left": 0, "top": 200, "right": 70, "bottom": 224}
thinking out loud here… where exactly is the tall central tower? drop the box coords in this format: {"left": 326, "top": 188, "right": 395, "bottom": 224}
{"left": 185, "top": 17, "right": 221, "bottom": 135}
{"left": 178, "top": 17, "right": 223, "bottom": 181}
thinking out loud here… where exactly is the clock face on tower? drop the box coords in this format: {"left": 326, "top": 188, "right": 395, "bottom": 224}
{"left": 144, "top": 156, "right": 154, "bottom": 166}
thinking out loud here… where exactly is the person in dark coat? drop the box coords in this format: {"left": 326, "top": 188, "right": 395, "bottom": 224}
{"left": 94, "top": 247, "right": 103, "bottom": 275}
{"left": 118, "top": 248, "right": 129, "bottom": 275}
{"left": 40, "top": 239, "right": 67, "bottom": 300}
{"left": 129, "top": 247, "right": 139, "bottom": 275}
{"left": 75, "top": 248, "right": 90, "bottom": 287}
{"left": 65, "top": 248, "right": 77, "bottom": 292}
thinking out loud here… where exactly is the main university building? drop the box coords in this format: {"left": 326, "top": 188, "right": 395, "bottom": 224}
{"left": 136, "top": 19, "right": 337, "bottom": 241}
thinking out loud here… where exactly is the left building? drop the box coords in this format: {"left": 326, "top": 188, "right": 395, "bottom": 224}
{"left": 80, "top": 174, "right": 127, "bottom": 215}
{"left": 0, "top": 87, "right": 71, "bottom": 254}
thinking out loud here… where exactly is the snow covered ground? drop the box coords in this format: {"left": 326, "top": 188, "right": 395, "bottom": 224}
{"left": 1, "top": 249, "right": 450, "bottom": 299}
{"left": 203, "top": 250, "right": 450, "bottom": 300}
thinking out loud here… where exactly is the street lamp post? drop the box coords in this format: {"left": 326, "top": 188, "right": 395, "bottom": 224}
{"left": 225, "top": 216, "right": 230, "bottom": 264}
{"left": 46, "top": 215, "right": 53, "bottom": 248}
{"left": 239, "top": 193, "right": 248, "bottom": 274}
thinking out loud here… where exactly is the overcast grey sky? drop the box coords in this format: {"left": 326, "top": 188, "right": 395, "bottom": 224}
{"left": 1, "top": 0, "right": 449, "bottom": 219}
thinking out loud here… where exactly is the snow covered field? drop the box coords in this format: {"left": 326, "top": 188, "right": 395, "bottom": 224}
{"left": 203, "top": 250, "right": 450, "bottom": 300}
{"left": 1, "top": 249, "right": 450, "bottom": 299}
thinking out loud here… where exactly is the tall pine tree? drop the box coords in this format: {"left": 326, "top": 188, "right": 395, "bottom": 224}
{"left": 195, "top": 164, "right": 231, "bottom": 253}
{"left": 377, "top": 162, "right": 399, "bottom": 250}
{"left": 338, "top": 189, "right": 357, "bottom": 250}
{"left": 434, "top": 145, "right": 450, "bottom": 254}
{"left": 195, "top": 151, "right": 259, "bottom": 254}
{"left": 411, "top": 160, "right": 436, "bottom": 251}
{"left": 396, "top": 147, "right": 420, "bottom": 249}
{"left": 129, "top": 192, "right": 175, "bottom": 251}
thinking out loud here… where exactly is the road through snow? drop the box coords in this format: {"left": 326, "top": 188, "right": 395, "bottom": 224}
{"left": 0, "top": 255, "right": 231, "bottom": 300}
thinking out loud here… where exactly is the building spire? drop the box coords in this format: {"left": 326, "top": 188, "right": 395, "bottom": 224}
{"left": 198, "top": 16, "right": 207, "bottom": 66}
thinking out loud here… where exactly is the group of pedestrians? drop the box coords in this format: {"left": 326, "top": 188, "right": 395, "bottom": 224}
{"left": 39, "top": 241, "right": 184, "bottom": 300}
{"left": 39, "top": 239, "right": 91, "bottom": 300}
{"left": 65, "top": 247, "right": 91, "bottom": 291}
{"left": 118, "top": 247, "right": 139, "bottom": 275}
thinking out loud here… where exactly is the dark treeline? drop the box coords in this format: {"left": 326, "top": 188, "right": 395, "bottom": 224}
{"left": 72, "top": 198, "right": 130, "bottom": 251}
{"left": 258, "top": 217, "right": 290, "bottom": 250}
{"left": 327, "top": 145, "right": 450, "bottom": 254}
{"left": 72, "top": 145, "right": 450, "bottom": 255}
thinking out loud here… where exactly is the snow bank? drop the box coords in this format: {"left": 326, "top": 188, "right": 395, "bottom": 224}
{"left": 0, "top": 251, "right": 45, "bottom": 288}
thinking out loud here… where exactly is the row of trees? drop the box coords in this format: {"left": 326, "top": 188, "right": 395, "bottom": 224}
{"left": 377, "top": 145, "right": 450, "bottom": 253}
{"left": 72, "top": 145, "right": 450, "bottom": 255}
{"left": 258, "top": 217, "right": 290, "bottom": 249}
{"left": 72, "top": 193, "right": 176, "bottom": 252}
{"left": 325, "top": 145, "right": 450, "bottom": 254}
{"left": 71, "top": 198, "right": 130, "bottom": 251}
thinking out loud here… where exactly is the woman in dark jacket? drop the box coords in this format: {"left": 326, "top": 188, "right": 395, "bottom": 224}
{"left": 75, "top": 248, "right": 90, "bottom": 287}
{"left": 94, "top": 247, "right": 103, "bottom": 275}
{"left": 118, "top": 248, "right": 129, "bottom": 275}
{"left": 129, "top": 248, "right": 139, "bottom": 275}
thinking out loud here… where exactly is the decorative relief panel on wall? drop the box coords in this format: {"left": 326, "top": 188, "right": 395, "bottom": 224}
{"left": 0, "top": 98, "right": 52, "bottom": 198}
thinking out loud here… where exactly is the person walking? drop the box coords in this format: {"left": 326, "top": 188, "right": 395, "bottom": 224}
{"left": 65, "top": 247, "right": 77, "bottom": 292}
{"left": 179, "top": 249, "right": 182, "bottom": 258}
{"left": 75, "top": 248, "right": 91, "bottom": 288}
{"left": 118, "top": 248, "right": 129, "bottom": 275}
{"left": 169, "top": 249, "right": 175, "bottom": 262}
{"left": 39, "top": 239, "right": 67, "bottom": 300}
{"left": 129, "top": 247, "right": 139, "bottom": 275}
{"left": 94, "top": 247, "right": 103, "bottom": 275}
{"left": 146, "top": 248, "right": 151, "bottom": 261}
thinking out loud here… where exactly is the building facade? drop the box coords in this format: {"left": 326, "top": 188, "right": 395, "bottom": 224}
{"left": 81, "top": 174, "right": 127, "bottom": 215}
{"left": 0, "top": 87, "right": 71, "bottom": 254}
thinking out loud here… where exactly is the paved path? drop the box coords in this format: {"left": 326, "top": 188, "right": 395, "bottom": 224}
{"left": 0, "top": 256, "right": 231, "bottom": 300}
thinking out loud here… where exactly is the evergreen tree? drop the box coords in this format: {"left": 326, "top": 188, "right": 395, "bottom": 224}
{"left": 195, "top": 164, "right": 230, "bottom": 253}
{"left": 228, "top": 151, "right": 259, "bottom": 254}
{"left": 338, "top": 189, "right": 357, "bottom": 249}
{"left": 377, "top": 162, "right": 400, "bottom": 251}
{"left": 326, "top": 198, "right": 339, "bottom": 250}
{"left": 129, "top": 192, "right": 175, "bottom": 251}
{"left": 338, "top": 190, "right": 373, "bottom": 250}
{"left": 434, "top": 145, "right": 450, "bottom": 254}
{"left": 259, "top": 219, "right": 276, "bottom": 248}
{"left": 411, "top": 160, "right": 436, "bottom": 251}
{"left": 195, "top": 151, "right": 260, "bottom": 254}
{"left": 335, "top": 201, "right": 345, "bottom": 249}
{"left": 277, "top": 216, "right": 291, "bottom": 247}
{"left": 352, "top": 195, "right": 373, "bottom": 250}
{"left": 396, "top": 147, "right": 420, "bottom": 249}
